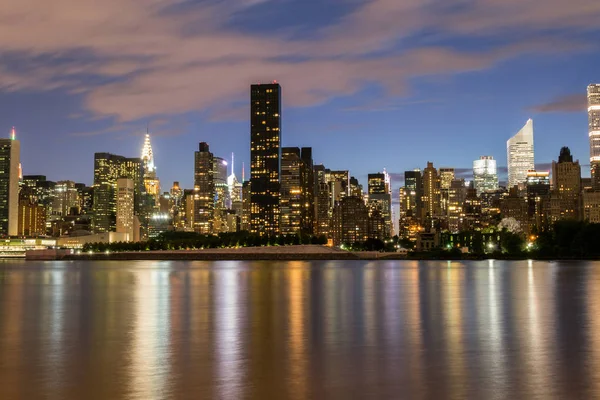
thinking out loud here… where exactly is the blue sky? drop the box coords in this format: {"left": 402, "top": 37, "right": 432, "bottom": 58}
{"left": 0, "top": 0, "right": 598, "bottom": 192}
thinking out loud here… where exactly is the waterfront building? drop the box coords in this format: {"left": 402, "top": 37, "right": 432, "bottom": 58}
{"left": 473, "top": 156, "right": 499, "bottom": 195}
{"left": 17, "top": 188, "right": 46, "bottom": 237}
{"left": 507, "top": 119, "right": 535, "bottom": 189}
{"left": 0, "top": 129, "right": 20, "bottom": 236}
{"left": 193, "top": 142, "right": 214, "bottom": 234}
{"left": 250, "top": 82, "right": 281, "bottom": 236}
{"left": 331, "top": 196, "right": 369, "bottom": 246}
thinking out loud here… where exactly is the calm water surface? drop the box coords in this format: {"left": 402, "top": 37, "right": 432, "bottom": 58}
{"left": 1, "top": 260, "right": 600, "bottom": 399}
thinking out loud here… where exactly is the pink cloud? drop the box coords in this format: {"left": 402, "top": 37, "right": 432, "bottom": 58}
{"left": 0, "top": 0, "right": 598, "bottom": 127}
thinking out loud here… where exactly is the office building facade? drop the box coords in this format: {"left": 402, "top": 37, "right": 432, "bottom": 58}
{"left": 507, "top": 119, "right": 535, "bottom": 189}
{"left": 250, "top": 83, "right": 281, "bottom": 236}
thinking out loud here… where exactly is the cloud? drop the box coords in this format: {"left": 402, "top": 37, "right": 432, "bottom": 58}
{"left": 0, "top": 0, "right": 598, "bottom": 127}
{"left": 529, "top": 93, "right": 587, "bottom": 113}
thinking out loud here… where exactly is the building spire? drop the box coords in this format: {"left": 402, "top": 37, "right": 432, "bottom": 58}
{"left": 231, "top": 152, "right": 235, "bottom": 176}
{"left": 242, "top": 162, "right": 245, "bottom": 182}
{"left": 141, "top": 130, "right": 155, "bottom": 173}
{"left": 11, "top": 126, "right": 16, "bottom": 140}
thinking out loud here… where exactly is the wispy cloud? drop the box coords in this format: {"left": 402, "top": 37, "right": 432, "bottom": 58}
{"left": 0, "top": 0, "right": 598, "bottom": 129}
{"left": 529, "top": 93, "right": 587, "bottom": 113}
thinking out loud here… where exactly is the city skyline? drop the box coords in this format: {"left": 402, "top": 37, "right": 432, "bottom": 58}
{"left": 0, "top": 0, "right": 598, "bottom": 192}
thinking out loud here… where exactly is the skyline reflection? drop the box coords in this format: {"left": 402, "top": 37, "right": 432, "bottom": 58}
{"left": 1, "top": 260, "right": 600, "bottom": 399}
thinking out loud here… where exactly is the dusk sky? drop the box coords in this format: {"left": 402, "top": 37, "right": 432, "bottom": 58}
{"left": 1, "top": 0, "right": 599, "bottom": 192}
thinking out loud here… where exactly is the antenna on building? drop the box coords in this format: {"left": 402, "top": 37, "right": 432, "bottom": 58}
{"left": 231, "top": 152, "right": 235, "bottom": 176}
{"left": 11, "top": 126, "right": 16, "bottom": 140}
{"left": 242, "top": 162, "right": 245, "bottom": 182}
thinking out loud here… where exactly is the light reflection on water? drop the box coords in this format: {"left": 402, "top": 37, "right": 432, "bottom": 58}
{"left": 1, "top": 260, "right": 600, "bottom": 399}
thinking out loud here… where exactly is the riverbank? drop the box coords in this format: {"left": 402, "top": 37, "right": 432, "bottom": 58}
{"left": 29, "top": 245, "right": 599, "bottom": 261}
{"left": 60, "top": 245, "right": 394, "bottom": 261}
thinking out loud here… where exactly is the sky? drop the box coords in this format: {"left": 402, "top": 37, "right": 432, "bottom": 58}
{"left": 1, "top": 0, "right": 599, "bottom": 195}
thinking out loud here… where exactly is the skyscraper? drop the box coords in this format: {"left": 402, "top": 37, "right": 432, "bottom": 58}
{"left": 194, "top": 142, "right": 214, "bottom": 234}
{"left": 507, "top": 119, "right": 535, "bottom": 189}
{"left": 213, "top": 156, "right": 230, "bottom": 233}
{"left": 92, "top": 153, "right": 144, "bottom": 234}
{"left": 141, "top": 132, "right": 160, "bottom": 208}
{"left": 0, "top": 129, "right": 20, "bottom": 236}
{"left": 116, "top": 178, "right": 135, "bottom": 241}
{"left": 473, "top": 156, "right": 499, "bottom": 195}
{"left": 551, "top": 147, "right": 581, "bottom": 221}
{"left": 331, "top": 196, "right": 369, "bottom": 246}
{"left": 422, "top": 162, "right": 441, "bottom": 225}
{"left": 280, "top": 147, "right": 314, "bottom": 235}
{"left": 250, "top": 82, "right": 281, "bottom": 236}
{"left": 368, "top": 172, "right": 392, "bottom": 238}
{"left": 526, "top": 170, "right": 550, "bottom": 233}
{"left": 313, "top": 164, "right": 331, "bottom": 237}
{"left": 588, "top": 84, "right": 600, "bottom": 189}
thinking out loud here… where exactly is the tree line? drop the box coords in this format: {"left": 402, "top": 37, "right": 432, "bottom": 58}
{"left": 81, "top": 231, "right": 328, "bottom": 253}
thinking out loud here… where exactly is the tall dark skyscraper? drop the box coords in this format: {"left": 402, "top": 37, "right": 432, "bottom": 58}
{"left": 194, "top": 142, "right": 214, "bottom": 234}
{"left": 0, "top": 133, "right": 20, "bottom": 236}
{"left": 250, "top": 82, "right": 281, "bottom": 236}
{"left": 92, "top": 153, "right": 144, "bottom": 234}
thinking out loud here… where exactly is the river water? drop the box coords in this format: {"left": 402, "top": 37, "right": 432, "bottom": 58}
{"left": 1, "top": 260, "right": 599, "bottom": 399}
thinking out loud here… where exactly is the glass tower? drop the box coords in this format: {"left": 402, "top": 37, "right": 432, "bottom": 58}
{"left": 473, "top": 156, "right": 499, "bottom": 195}
{"left": 507, "top": 119, "right": 535, "bottom": 189}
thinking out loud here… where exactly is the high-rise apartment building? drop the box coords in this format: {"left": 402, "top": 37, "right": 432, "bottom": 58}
{"left": 448, "top": 179, "right": 466, "bottom": 233}
{"left": 588, "top": 84, "right": 600, "bottom": 189}
{"left": 280, "top": 147, "right": 314, "bottom": 235}
{"left": 526, "top": 171, "right": 550, "bottom": 233}
{"left": 250, "top": 83, "right": 281, "bottom": 236}
{"left": 507, "top": 119, "right": 535, "bottom": 189}
{"left": 17, "top": 187, "right": 45, "bottom": 237}
{"left": 473, "top": 156, "right": 499, "bottom": 195}
{"left": 331, "top": 196, "right": 370, "bottom": 246}
{"left": 194, "top": 142, "right": 214, "bottom": 234}
{"left": 368, "top": 172, "right": 392, "bottom": 238}
{"left": 313, "top": 164, "right": 331, "bottom": 237}
{"left": 0, "top": 132, "right": 20, "bottom": 236}
{"left": 116, "top": 178, "right": 135, "bottom": 241}
{"left": 551, "top": 147, "right": 581, "bottom": 221}
{"left": 92, "top": 153, "right": 144, "bottom": 234}
{"left": 327, "top": 170, "right": 350, "bottom": 208}
{"left": 53, "top": 180, "right": 79, "bottom": 216}
{"left": 439, "top": 168, "right": 454, "bottom": 221}
{"left": 422, "top": 162, "right": 441, "bottom": 225}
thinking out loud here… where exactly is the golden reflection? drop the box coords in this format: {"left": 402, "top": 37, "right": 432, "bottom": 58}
{"left": 444, "top": 263, "right": 467, "bottom": 398}
{"left": 128, "top": 270, "right": 170, "bottom": 399}
{"left": 587, "top": 264, "right": 600, "bottom": 396}
{"left": 0, "top": 271, "right": 24, "bottom": 399}
{"left": 484, "top": 259, "right": 508, "bottom": 399}
{"left": 287, "top": 262, "right": 308, "bottom": 400}
{"left": 215, "top": 263, "right": 244, "bottom": 399}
